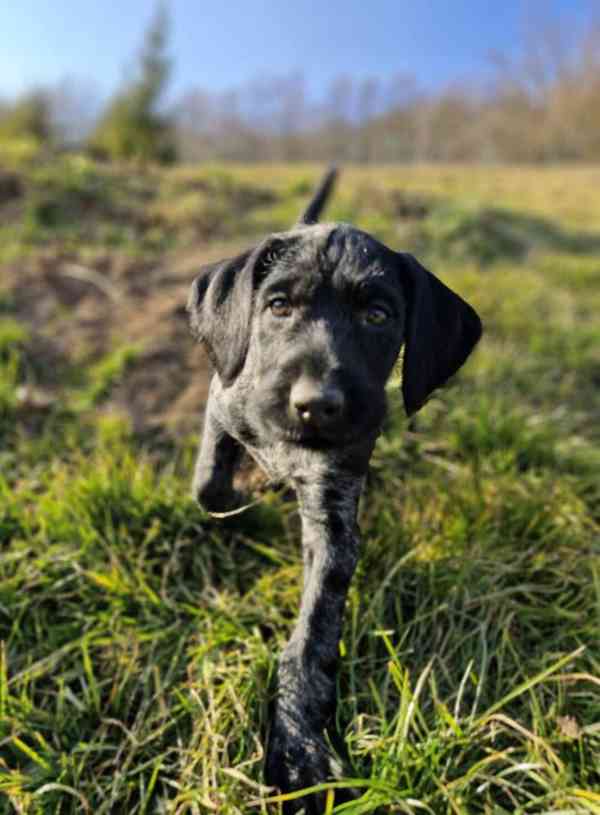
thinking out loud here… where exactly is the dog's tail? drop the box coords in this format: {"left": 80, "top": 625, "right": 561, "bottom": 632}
{"left": 296, "top": 166, "right": 338, "bottom": 225}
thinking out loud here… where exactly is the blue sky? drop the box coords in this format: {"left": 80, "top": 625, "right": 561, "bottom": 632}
{"left": 1, "top": 0, "right": 594, "bottom": 102}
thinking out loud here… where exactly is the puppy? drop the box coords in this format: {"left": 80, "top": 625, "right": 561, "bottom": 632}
{"left": 187, "top": 170, "right": 482, "bottom": 812}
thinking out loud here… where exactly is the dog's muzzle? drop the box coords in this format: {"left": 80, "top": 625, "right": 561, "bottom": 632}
{"left": 279, "top": 376, "right": 348, "bottom": 445}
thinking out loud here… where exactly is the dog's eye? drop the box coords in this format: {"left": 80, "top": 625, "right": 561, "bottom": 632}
{"left": 363, "top": 305, "right": 390, "bottom": 326}
{"left": 269, "top": 297, "right": 293, "bottom": 318}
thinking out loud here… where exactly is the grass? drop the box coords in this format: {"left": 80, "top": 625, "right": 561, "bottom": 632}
{"left": 0, "top": 160, "right": 599, "bottom": 813}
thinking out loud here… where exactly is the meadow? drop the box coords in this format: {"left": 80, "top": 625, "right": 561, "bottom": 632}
{"left": 0, "top": 159, "right": 599, "bottom": 813}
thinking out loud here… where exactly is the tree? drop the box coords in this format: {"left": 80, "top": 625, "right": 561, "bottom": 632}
{"left": 89, "top": 2, "right": 177, "bottom": 163}
{"left": 0, "top": 90, "right": 53, "bottom": 144}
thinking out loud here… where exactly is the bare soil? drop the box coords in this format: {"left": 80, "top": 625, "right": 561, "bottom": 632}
{"left": 2, "top": 241, "right": 252, "bottom": 439}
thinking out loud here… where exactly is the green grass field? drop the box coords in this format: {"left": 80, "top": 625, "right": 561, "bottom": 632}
{"left": 0, "top": 160, "right": 599, "bottom": 813}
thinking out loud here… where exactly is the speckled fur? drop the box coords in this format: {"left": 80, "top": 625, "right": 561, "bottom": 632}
{"left": 187, "top": 180, "right": 482, "bottom": 813}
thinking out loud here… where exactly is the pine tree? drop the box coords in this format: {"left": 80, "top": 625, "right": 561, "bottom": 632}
{"left": 89, "top": 3, "right": 177, "bottom": 164}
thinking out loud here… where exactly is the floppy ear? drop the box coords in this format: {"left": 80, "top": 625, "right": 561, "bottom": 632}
{"left": 399, "top": 253, "right": 482, "bottom": 416}
{"left": 187, "top": 237, "right": 294, "bottom": 386}
{"left": 187, "top": 249, "right": 254, "bottom": 386}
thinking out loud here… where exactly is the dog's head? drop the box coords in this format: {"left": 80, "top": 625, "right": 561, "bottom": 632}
{"left": 188, "top": 223, "right": 481, "bottom": 447}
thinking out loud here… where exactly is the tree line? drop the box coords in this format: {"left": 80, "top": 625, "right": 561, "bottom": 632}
{"left": 2, "top": 6, "right": 600, "bottom": 165}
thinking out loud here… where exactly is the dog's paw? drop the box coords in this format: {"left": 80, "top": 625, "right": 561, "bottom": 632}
{"left": 192, "top": 476, "right": 241, "bottom": 514}
{"left": 265, "top": 722, "right": 354, "bottom": 814}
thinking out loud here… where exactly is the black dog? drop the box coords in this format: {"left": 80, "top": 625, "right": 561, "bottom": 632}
{"left": 187, "top": 169, "right": 482, "bottom": 813}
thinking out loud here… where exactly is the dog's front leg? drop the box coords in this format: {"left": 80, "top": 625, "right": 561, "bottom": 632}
{"left": 266, "top": 475, "right": 363, "bottom": 814}
{"left": 192, "top": 377, "right": 242, "bottom": 512}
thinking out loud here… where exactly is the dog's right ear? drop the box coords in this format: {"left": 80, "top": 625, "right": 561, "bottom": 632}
{"left": 187, "top": 237, "right": 293, "bottom": 386}
{"left": 187, "top": 249, "right": 254, "bottom": 386}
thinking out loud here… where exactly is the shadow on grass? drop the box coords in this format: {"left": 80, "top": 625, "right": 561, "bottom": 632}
{"left": 411, "top": 200, "right": 600, "bottom": 266}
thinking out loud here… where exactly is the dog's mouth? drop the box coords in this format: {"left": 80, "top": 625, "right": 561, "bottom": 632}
{"left": 281, "top": 425, "right": 349, "bottom": 449}
{"left": 273, "top": 414, "right": 380, "bottom": 450}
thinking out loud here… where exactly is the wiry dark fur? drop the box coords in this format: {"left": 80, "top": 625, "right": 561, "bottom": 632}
{"left": 187, "top": 169, "right": 482, "bottom": 813}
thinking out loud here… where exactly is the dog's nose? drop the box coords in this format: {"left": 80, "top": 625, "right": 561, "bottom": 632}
{"left": 290, "top": 378, "right": 345, "bottom": 427}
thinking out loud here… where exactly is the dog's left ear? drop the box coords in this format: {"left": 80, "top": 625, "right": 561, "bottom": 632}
{"left": 399, "top": 253, "right": 482, "bottom": 416}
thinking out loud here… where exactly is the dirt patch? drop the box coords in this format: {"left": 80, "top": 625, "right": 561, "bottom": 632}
{"left": 1, "top": 247, "right": 217, "bottom": 438}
